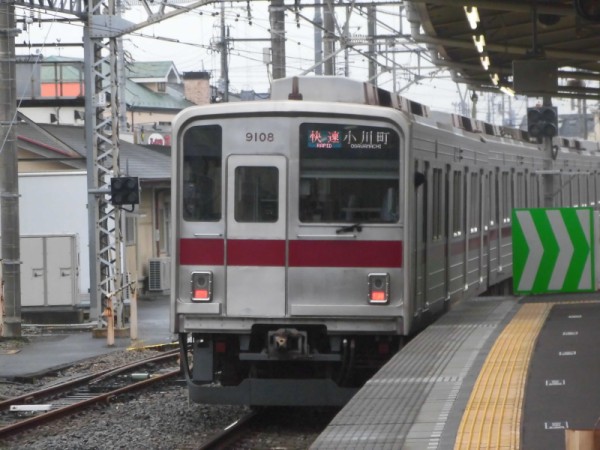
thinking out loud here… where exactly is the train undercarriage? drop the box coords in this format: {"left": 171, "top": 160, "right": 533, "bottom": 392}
{"left": 179, "top": 326, "right": 402, "bottom": 406}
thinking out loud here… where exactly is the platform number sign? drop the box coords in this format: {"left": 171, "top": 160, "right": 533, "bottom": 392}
{"left": 513, "top": 207, "right": 595, "bottom": 294}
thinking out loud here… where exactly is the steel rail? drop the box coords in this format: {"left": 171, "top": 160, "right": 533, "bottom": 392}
{"left": 0, "top": 350, "right": 181, "bottom": 437}
{"left": 197, "top": 410, "right": 262, "bottom": 450}
{"left": 0, "top": 348, "right": 179, "bottom": 411}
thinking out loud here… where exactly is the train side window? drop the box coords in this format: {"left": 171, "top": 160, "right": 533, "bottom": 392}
{"left": 581, "top": 173, "right": 589, "bottom": 207}
{"left": 469, "top": 172, "right": 479, "bottom": 233}
{"left": 572, "top": 173, "right": 580, "bottom": 207}
{"left": 501, "top": 172, "right": 510, "bottom": 223}
{"left": 482, "top": 172, "right": 490, "bottom": 230}
{"left": 516, "top": 172, "right": 525, "bottom": 208}
{"left": 591, "top": 174, "right": 595, "bottom": 207}
{"left": 432, "top": 168, "right": 443, "bottom": 240}
{"left": 234, "top": 166, "right": 279, "bottom": 223}
{"left": 561, "top": 173, "right": 571, "bottom": 207}
{"left": 530, "top": 173, "right": 539, "bottom": 208}
{"left": 182, "top": 125, "right": 222, "bottom": 222}
{"left": 452, "top": 170, "right": 462, "bottom": 236}
{"left": 488, "top": 171, "right": 496, "bottom": 227}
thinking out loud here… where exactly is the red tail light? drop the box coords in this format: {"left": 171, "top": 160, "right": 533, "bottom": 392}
{"left": 191, "top": 271, "right": 213, "bottom": 302}
{"left": 370, "top": 291, "right": 387, "bottom": 302}
{"left": 368, "top": 273, "right": 390, "bottom": 304}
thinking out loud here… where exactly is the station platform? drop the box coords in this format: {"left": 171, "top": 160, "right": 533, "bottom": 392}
{"left": 311, "top": 294, "right": 600, "bottom": 450}
{"left": 0, "top": 295, "right": 175, "bottom": 379}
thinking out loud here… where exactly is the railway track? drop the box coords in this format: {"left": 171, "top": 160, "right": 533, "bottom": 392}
{"left": 197, "top": 407, "right": 339, "bottom": 449}
{"left": 198, "top": 409, "right": 262, "bottom": 450}
{"left": 0, "top": 349, "right": 181, "bottom": 438}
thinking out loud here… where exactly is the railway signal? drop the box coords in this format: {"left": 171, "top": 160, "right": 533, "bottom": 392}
{"left": 110, "top": 176, "right": 140, "bottom": 206}
{"left": 527, "top": 106, "right": 558, "bottom": 139}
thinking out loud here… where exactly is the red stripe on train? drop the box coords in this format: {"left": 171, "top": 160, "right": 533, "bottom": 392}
{"left": 228, "top": 240, "right": 286, "bottom": 266}
{"left": 180, "top": 239, "right": 224, "bottom": 265}
{"left": 179, "top": 238, "right": 402, "bottom": 268}
{"left": 288, "top": 240, "right": 402, "bottom": 268}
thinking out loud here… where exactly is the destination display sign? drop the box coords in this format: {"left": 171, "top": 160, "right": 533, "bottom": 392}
{"left": 300, "top": 123, "right": 399, "bottom": 159}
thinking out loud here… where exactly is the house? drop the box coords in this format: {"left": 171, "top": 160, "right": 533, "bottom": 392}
{"left": 10, "top": 114, "right": 171, "bottom": 317}
{"left": 125, "top": 61, "right": 207, "bottom": 144}
{"left": 10, "top": 54, "right": 264, "bottom": 318}
{"left": 17, "top": 55, "right": 212, "bottom": 141}
{"left": 13, "top": 57, "right": 210, "bottom": 304}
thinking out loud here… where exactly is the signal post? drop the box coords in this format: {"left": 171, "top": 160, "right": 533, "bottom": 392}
{"left": 526, "top": 96, "right": 558, "bottom": 208}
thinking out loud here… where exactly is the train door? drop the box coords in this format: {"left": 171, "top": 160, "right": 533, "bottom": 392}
{"left": 413, "top": 159, "right": 427, "bottom": 314}
{"left": 425, "top": 165, "right": 447, "bottom": 309}
{"left": 479, "top": 170, "right": 489, "bottom": 291}
{"left": 498, "top": 170, "right": 512, "bottom": 274}
{"left": 447, "top": 167, "right": 465, "bottom": 299}
{"left": 225, "top": 154, "right": 287, "bottom": 317}
{"left": 490, "top": 169, "right": 501, "bottom": 283}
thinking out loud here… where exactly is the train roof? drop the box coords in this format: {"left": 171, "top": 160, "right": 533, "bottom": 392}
{"left": 271, "top": 76, "right": 600, "bottom": 154}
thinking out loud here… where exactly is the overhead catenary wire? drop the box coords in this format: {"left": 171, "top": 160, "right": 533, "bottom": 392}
{"left": 12, "top": 2, "right": 529, "bottom": 121}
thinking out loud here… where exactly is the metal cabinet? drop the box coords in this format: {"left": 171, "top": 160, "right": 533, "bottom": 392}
{"left": 20, "top": 235, "right": 78, "bottom": 307}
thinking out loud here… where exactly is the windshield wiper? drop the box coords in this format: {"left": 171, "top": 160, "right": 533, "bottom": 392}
{"left": 336, "top": 223, "right": 363, "bottom": 234}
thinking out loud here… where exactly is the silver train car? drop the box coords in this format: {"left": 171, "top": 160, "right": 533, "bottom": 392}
{"left": 171, "top": 76, "right": 600, "bottom": 406}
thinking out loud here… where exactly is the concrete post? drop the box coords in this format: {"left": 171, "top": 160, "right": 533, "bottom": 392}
{"left": 0, "top": 1, "right": 21, "bottom": 337}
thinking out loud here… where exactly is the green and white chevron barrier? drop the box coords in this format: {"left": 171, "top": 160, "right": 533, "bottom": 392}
{"left": 512, "top": 207, "right": 595, "bottom": 294}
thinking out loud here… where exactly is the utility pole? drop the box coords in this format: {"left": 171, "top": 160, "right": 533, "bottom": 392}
{"left": 367, "top": 6, "right": 377, "bottom": 83}
{"left": 323, "top": 0, "right": 335, "bottom": 76}
{"left": 270, "top": 0, "right": 286, "bottom": 80}
{"left": 0, "top": 0, "right": 21, "bottom": 338}
{"left": 314, "top": 0, "right": 323, "bottom": 76}
{"left": 220, "top": 0, "right": 229, "bottom": 102}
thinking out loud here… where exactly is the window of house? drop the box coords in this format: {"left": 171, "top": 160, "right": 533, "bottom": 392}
{"left": 125, "top": 215, "right": 136, "bottom": 246}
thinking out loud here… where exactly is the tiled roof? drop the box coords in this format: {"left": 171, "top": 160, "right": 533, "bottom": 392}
{"left": 17, "top": 114, "right": 82, "bottom": 158}
{"left": 126, "top": 61, "right": 179, "bottom": 82}
{"left": 38, "top": 57, "right": 194, "bottom": 110}
{"left": 125, "top": 80, "right": 194, "bottom": 110}
{"left": 19, "top": 121, "right": 170, "bottom": 180}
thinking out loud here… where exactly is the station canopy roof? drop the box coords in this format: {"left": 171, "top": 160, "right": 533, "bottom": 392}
{"left": 406, "top": 0, "right": 600, "bottom": 100}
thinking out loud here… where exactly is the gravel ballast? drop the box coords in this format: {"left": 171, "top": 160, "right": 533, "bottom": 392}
{"left": 1, "top": 345, "right": 330, "bottom": 449}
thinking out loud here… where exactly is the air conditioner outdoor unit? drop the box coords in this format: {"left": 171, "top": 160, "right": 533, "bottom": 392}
{"left": 148, "top": 257, "right": 171, "bottom": 291}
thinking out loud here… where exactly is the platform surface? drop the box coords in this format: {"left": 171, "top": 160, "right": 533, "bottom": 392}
{"left": 0, "top": 295, "right": 174, "bottom": 379}
{"left": 312, "top": 294, "right": 600, "bottom": 449}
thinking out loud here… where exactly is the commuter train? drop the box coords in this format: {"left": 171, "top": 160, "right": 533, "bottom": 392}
{"left": 171, "top": 76, "right": 600, "bottom": 406}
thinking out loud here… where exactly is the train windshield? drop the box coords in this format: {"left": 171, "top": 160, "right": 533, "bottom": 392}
{"left": 182, "top": 125, "right": 222, "bottom": 221}
{"left": 299, "top": 123, "right": 400, "bottom": 224}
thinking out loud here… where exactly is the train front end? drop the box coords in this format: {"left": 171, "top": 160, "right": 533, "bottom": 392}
{"left": 171, "top": 82, "right": 408, "bottom": 406}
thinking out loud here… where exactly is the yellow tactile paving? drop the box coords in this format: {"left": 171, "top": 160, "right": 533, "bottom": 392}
{"left": 454, "top": 303, "right": 552, "bottom": 450}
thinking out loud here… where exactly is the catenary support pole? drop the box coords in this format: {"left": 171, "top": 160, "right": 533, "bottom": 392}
{"left": 0, "top": 1, "right": 21, "bottom": 338}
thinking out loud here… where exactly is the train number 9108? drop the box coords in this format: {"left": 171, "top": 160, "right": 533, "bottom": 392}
{"left": 246, "top": 132, "right": 274, "bottom": 142}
